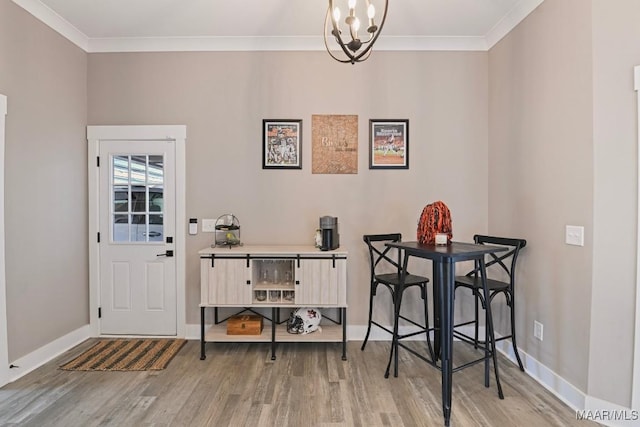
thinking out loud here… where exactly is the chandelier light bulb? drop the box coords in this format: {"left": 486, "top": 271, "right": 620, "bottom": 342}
{"left": 324, "top": 0, "right": 388, "bottom": 64}
{"left": 366, "top": 4, "right": 377, "bottom": 32}
{"left": 352, "top": 17, "right": 360, "bottom": 32}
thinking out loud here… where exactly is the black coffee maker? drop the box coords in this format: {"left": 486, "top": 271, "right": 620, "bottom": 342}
{"left": 319, "top": 216, "right": 340, "bottom": 251}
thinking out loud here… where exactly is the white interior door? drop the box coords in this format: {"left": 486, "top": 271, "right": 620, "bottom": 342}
{"left": 99, "top": 140, "right": 176, "bottom": 335}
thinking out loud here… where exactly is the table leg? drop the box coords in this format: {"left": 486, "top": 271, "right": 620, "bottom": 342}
{"left": 432, "top": 262, "right": 441, "bottom": 362}
{"left": 271, "top": 307, "right": 277, "bottom": 360}
{"left": 440, "top": 260, "right": 454, "bottom": 427}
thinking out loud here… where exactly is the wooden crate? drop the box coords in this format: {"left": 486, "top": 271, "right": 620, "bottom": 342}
{"left": 227, "top": 315, "right": 263, "bottom": 335}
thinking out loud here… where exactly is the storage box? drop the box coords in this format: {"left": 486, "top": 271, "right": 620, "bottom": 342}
{"left": 227, "top": 315, "right": 263, "bottom": 335}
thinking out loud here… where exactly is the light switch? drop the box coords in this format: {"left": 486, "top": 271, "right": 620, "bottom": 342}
{"left": 202, "top": 219, "right": 217, "bottom": 233}
{"left": 565, "top": 225, "right": 584, "bottom": 246}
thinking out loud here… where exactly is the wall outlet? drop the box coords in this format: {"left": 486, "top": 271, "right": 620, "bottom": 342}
{"left": 534, "top": 320, "right": 544, "bottom": 341}
{"left": 202, "top": 219, "right": 217, "bottom": 233}
{"left": 565, "top": 225, "right": 584, "bottom": 246}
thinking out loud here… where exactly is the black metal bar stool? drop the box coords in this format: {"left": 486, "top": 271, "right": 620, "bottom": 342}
{"left": 454, "top": 235, "right": 527, "bottom": 372}
{"left": 361, "top": 233, "right": 434, "bottom": 375}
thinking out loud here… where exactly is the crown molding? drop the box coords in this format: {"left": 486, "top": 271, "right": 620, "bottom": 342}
{"left": 13, "top": 0, "right": 544, "bottom": 54}
{"left": 374, "top": 36, "right": 488, "bottom": 52}
{"left": 485, "top": 0, "right": 545, "bottom": 48}
{"left": 86, "top": 35, "right": 490, "bottom": 53}
{"left": 87, "top": 36, "right": 325, "bottom": 53}
{"left": 11, "top": 0, "right": 89, "bottom": 51}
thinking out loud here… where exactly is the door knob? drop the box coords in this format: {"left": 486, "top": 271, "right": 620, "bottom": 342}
{"left": 157, "top": 250, "right": 174, "bottom": 257}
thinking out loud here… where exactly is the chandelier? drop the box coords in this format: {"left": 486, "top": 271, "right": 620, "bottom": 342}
{"left": 324, "top": 0, "right": 389, "bottom": 64}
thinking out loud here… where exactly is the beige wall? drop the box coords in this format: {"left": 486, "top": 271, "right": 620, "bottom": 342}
{"left": 87, "top": 51, "right": 490, "bottom": 326}
{"left": 589, "top": 0, "right": 640, "bottom": 408}
{"left": 488, "top": 0, "right": 594, "bottom": 392}
{"left": 0, "top": 0, "right": 88, "bottom": 360}
{"left": 489, "top": 0, "right": 640, "bottom": 407}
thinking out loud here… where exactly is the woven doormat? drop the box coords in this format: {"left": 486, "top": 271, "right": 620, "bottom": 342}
{"left": 59, "top": 338, "right": 186, "bottom": 371}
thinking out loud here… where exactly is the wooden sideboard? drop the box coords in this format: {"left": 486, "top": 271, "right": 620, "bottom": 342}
{"left": 199, "top": 245, "right": 348, "bottom": 360}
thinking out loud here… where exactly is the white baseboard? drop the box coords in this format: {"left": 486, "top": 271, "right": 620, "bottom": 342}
{"left": 186, "top": 323, "right": 203, "bottom": 340}
{"left": 4, "top": 324, "right": 91, "bottom": 386}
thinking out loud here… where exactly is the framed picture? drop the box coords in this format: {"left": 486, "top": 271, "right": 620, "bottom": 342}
{"left": 369, "top": 119, "right": 409, "bottom": 169}
{"left": 312, "top": 114, "right": 358, "bottom": 174}
{"left": 262, "top": 120, "right": 302, "bottom": 169}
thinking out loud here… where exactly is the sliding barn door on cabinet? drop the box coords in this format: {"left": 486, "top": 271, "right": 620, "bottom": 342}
{"left": 295, "top": 257, "right": 347, "bottom": 306}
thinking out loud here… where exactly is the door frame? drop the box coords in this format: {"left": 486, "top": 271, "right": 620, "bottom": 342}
{"left": 87, "top": 125, "right": 186, "bottom": 337}
{"left": 633, "top": 65, "right": 640, "bottom": 410}
{"left": 0, "top": 95, "right": 9, "bottom": 386}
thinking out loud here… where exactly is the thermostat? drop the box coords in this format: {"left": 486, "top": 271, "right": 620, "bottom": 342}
{"left": 189, "top": 218, "right": 198, "bottom": 235}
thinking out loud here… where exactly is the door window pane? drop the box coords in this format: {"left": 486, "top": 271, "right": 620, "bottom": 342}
{"left": 113, "top": 186, "right": 128, "bottom": 212}
{"left": 130, "top": 156, "right": 147, "bottom": 186}
{"left": 111, "top": 154, "right": 164, "bottom": 243}
{"left": 131, "top": 186, "right": 146, "bottom": 212}
{"left": 113, "top": 214, "right": 129, "bottom": 242}
{"left": 131, "top": 214, "right": 147, "bottom": 242}
{"left": 149, "top": 187, "right": 163, "bottom": 211}
{"left": 113, "top": 156, "right": 129, "bottom": 185}
{"left": 148, "top": 155, "right": 163, "bottom": 185}
{"left": 149, "top": 214, "right": 163, "bottom": 242}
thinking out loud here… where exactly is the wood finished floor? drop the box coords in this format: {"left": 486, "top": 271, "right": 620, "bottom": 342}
{"left": 0, "top": 339, "right": 599, "bottom": 427}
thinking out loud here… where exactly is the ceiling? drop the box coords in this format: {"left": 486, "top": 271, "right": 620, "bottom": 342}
{"left": 12, "top": 0, "right": 544, "bottom": 53}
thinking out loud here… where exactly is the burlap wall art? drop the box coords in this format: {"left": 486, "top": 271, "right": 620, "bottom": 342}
{"left": 311, "top": 114, "right": 358, "bottom": 174}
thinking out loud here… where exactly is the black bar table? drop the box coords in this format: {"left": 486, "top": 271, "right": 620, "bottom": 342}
{"left": 385, "top": 241, "right": 507, "bottom": 427}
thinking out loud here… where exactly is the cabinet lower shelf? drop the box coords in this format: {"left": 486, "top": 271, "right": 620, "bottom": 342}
{"left": 199, "top": 306, "right": 347, "bottom": 361}
{"left": 204, "top": 322, "right": 345, "bottom": 343}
